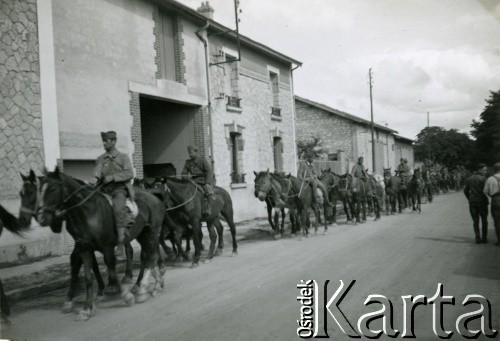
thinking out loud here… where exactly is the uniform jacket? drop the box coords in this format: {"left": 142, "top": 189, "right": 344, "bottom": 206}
{"left": 397, "top": 164, "right": 410, "bottom": 175}
{"left": 297, "top": 162, "right": 317, "bottom": 180}
{"left": 351, "top": 164, "right": 367, "bottom": 179}
{"left": 484, "top": 175, "right": 500, "bottom": 198}
{"left": 182, "top": 156, "right": 214, "bottom": 185}
{"left": 464, "top": 172, "right": 488, "bottom": 205}
{"left": 94, "top": 149, "right": 135, "bottom": 199}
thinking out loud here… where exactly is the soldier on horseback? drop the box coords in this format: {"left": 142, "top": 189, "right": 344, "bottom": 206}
{"left": 397, "top": 158, "right": 411, "bottom": 178}
{"left": 91, "top": 131, "right": 135, "bottom": 255}
{"left": 351, "top": 156, "right": 367, "bottom": 181}
{"left": 297, "top": 154, "right": 333, "bottom": 207}
{"left": 182, "top": 146, "right": 214, "bottom": 216}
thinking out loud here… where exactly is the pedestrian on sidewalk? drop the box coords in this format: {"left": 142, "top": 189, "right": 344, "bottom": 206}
{"left": 464, "top": 163, "right": 489, "bottom": 244}
{"left": 484, "top": 162, "right": 500, "bottom": 246}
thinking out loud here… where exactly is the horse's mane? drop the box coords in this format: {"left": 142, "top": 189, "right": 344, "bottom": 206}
{"left": 165, "top": 177, "right": 195, "bottom": 184}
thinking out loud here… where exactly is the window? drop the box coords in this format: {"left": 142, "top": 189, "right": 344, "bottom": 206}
{"left": 328, "top": 153, "right": 338, "bottom": 161}
{"left": 273, "top": 137, "right": 284, "bottom": 173}
{"left": 269, "top": 71, "right": 280, "bottom": 116}
{"left": 230, "top": 132, "right": 245, "bottom": 183}
{"left": 160, "top": 12, "right": 177, "bottom": 81}
{"left": 224, "top": 53, "right": 241, "bottom": 108}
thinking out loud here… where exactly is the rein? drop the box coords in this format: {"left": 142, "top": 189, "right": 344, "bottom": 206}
{"left": 164, "top": 181, "right": 198, "bottom": 211}
{"left": 54, "top": 182, "right": 106, "bottom": 218}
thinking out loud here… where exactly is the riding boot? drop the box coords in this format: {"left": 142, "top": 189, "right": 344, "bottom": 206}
{"left": 202, "top": 196, "right": 212, "bottom": 217}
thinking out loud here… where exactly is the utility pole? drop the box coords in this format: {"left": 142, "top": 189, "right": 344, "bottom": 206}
{"left": 427, "top": 111, "right": 430, "bottom": 128}
{"left": 369, "top": 68, "right": 376, "bottom": 173}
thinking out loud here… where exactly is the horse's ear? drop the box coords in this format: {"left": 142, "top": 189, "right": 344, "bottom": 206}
{"left": 29, "top": 169, "right": 36, "bottom": 182}
{"left": 253, "top": 171, "right": 257, "bottom": 176}
{"left": 53, "top": 166, "right": 60, "bottom": 178}
{"left": 20, "top": 172, "right": 27, "bottom": 181}
{"left": 266, "top": 168, "right": 269, "bottom": 174}
{"left": 42, "top": 166, "right": 48, "bottom": 176}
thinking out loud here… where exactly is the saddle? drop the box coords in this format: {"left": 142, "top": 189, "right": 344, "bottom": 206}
{"left": 102, "top": 194, "right": 139, "bottom": 220}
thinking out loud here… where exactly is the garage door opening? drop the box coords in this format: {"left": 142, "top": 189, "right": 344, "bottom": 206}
{"left": 140, "top": 96, "right": 198, "bottom": 179}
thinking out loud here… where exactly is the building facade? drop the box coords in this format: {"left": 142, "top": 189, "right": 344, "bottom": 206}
{"left": 295, "top": 96, "right": 405, "bottom": 175}
{"left": 394, "top": 135, "right": 415, "bottom": 169}
{"left": 0, "top": 0, "right": 301, "bottom": 262}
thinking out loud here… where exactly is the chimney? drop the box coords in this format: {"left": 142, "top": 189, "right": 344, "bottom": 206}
{"left": 197, "top": 1, "right": 214, "bottom": 20}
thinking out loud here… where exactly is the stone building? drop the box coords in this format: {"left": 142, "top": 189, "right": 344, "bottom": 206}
{"left": 0, "top": 0, "right": 300, "bottom": 262}
{"left": 394, "top": 134, "right": 414, "bottom": 169}
{"left": 295, "top": 96, "right": 401, "bottom": 174}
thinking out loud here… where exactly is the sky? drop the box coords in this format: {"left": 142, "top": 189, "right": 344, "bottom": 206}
{"left": 177, "top": 0, "right": 500, "bottom": 139}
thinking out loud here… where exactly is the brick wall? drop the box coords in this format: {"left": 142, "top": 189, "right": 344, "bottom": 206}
{"left": 0, "top": 0, "right": 44, "bottom": 199}
{"left": 173, "top": 15, "right": 186, "bottom": 85}
{"left": 130, "top": 92, "right": 143, "bottom": 178}
{"left": 295, "top": 100, "right": 354, "bottom": 162}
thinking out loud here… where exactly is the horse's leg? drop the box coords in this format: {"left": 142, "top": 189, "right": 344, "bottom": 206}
{"left": 122, "top": 242, "right": 134, "bottom": 285}
{"left": 220, "top": 209, "right": 238, "bottom": 256}
{"left": 323, "top": 203, "right": 328, "bottom": 234}
{"left": 205, "top": 219, "right": 217, "bottom": 262}
{"left": 0, "top": 278, "right": 9, "bottom": 318}
{"left": 76, "top": 250, "right": 96, "bottom": 321}
{"left": 343, "top": 200, "right": 351, "bottom": 222}
{"left": 273, "top": 209, "right": 281, "bottom": 239}
{"left": 361, "top": 197, "right": 367, "bottom": 222}
{"left": 91, "top": 252, "right": 105, "bottom": 299}
{"left": 62, "top": 249, "right": 82, "bottom": 313}
{"left": 215, "top": 219, "right": 224, "bottom": 254}
{"left": 266, "top": 201, "right": 276, "bottom": 232}
{"left": 280, "top": 208, "right": 286, "bottom": 235}
{"left": 191, "top": 217, "right": 202, "bottom": 267}
{"left": 101, "top": 247, "right": 121, "bottom": 295}
{"left": 374, "top": 197, "right": 380, "bottom": 221}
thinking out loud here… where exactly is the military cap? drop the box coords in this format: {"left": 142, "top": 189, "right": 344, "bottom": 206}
{"left": 187, "top": 146, "right": 198, "bottom": 152}
{"left": 101, "top": 131, "right": 117, "bottom": 140}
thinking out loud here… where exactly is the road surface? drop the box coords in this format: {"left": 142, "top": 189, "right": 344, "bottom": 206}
{"left": 2, "top": 192, "right": 499, "bottom": 340}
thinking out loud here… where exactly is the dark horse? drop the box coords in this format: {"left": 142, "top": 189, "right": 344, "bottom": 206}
{"left": 319, "top": 169, "right": 352, "bottom": 225}
{"left": 17, "top": 170, "right": 119, "bottom": 318}
{"left": 36, "top": 168, "right": 164, "bottom": 320}
{"left": 163, "top": 178, "right": 237, "bottom": 267}
{"left": 366, "top": 174, "right": 384, "bottom": 221}
{"left": 407, "top": 169, "right": 425, "bottom": 213}
{"left": 253, "top": 171, "right": 293, "bottom": 238}
{"left": 338, "top": 174, "right": 367, "bottom": 224}
{"left": 255, "top": 171, "right": 323, "bottom": 236}
{"left": 383, "top": 168, "right": 402, "bottom": 215}
{"left": 0, "top": 203, "right": 29, "bottom": 325}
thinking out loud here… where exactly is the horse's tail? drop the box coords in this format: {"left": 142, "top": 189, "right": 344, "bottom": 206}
{"left": 0, "top": 204, "right": 25, "bottom": 237}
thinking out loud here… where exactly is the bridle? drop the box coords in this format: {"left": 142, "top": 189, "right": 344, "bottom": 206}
{"left": 163, "top": 180, "right": 198, "bottom": 211}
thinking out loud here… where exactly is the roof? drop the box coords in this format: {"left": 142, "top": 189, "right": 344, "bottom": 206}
{"left": 295, "top": 95, "right": 398, "bottom": 134}
{"left": 156, "top": 0, "right": 302, "bottom": 67}
{"left": 394, "top": 134, "right": 414, "bottom": 144}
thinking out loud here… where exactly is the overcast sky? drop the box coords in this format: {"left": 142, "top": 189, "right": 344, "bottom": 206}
{"left": 179, "top": 0, "right": 500, "bottom": 139}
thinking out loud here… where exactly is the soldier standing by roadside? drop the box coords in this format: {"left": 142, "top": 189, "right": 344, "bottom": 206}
{"left": 484, "top": 162, "right": 500, "bottom": 246}
{"left": 464, "top": 163, "right": 489, "bottom": 244}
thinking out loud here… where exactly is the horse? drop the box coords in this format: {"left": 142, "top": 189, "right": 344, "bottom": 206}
{"left": 338, "top": 174, "right": 367, "bottom": 224}
{"left": 253, "top": 171, "right": 288, "bottom": 238}
{"left": 383, "top": 168, "right": 402, "bottom": 215}
{"left": 396, "top": 171, "right": 410, "bottom": 209}
{"left": 162, "top": 178, "right": 237, "bottom": 267}
{"left": 408, "top": 169, "right": 425, "bottom": 213}
{"left": 36, "top": 167, "right": 164, "bottom": 320}
{"left": 17, "top": 171, "right": 115, "bottom": 315}
{"left": 0, "top": 203, "right": 29, "bottom": 326}
{"left": 366, "top": 174, "right": 384, "bottom": 221}
{"left": 319, "top": 169, "right": 351, "bottom": 225}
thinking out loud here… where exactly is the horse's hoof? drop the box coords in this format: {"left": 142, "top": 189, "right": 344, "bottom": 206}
{"left": 332, "top": 223, "right": 337, "bottom": 226}
{"left": 151, "top": 289, "right": 159, "bottom": 298}
{"left": 159, "top": 267, "right": 167, "bottom": 277}
{"left": 122, "top": 292, "right": 135, "bottom": 307}
{"left": 190, "top": 262, "right": 199, "bottom": 269}
{"left": 130, "top": 284, "right": 140, "bottom": 295}
{"left": 75, "top": 308, "right": 94, "bottom": 321}
{"left": 273, "top": 234, "right": 281, "bottom": 240}
{"left": 323, "top": 231, "right": 327, "bottom": 235}
{"left": 62, "top": 301, "right": 74, "bottom": 314}
{"left": 204, "top": 259, "right": 211, "bottom": 264}
{"left": 121, "top": 276, "right": 133, "bottom": 285}
{"left": 135, "top": 293, "right": 149, "bottom": 304}
{"left": 374, "top": 218, "right": 379, "bottom": 221}
{"left": 305, "top": 234, "right": 310, "bottom": 238}
{"left": 95, "top": 294, "right": 105, "bottom": 302}
{"left": 232, "top": 250, "right": 238, "bottom": 256}
{"left": 183, "top": 255, "right": 192, "bottom": 262}
{"left": 104, "top": 285, "right": 120, "bottom": 295}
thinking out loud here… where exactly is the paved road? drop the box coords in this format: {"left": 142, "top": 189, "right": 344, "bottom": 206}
{"left": 3, "top": 192, "right": 499, "bottom": 340}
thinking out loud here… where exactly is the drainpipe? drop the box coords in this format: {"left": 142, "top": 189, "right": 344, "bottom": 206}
{"left": 290, "top": 63, "right": 301, "bottom": 175}
{"left": 196, "top": 22, "right": 215, "bottom": 173}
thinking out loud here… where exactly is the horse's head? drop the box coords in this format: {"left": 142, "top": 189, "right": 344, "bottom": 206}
{"left": 338, "top": 174, "right": 351, "bottom": 193}
{"left": 253, "top": 170, "right": 272, "bottom": 201}
{"left": 37, "top": 167, "right": 66, "bottom": 227}
{"left": 319, "top": 169, "right": 337, "bottom": 188}
{"left": 19, "top": 169, "right": 39, "bottom": 228}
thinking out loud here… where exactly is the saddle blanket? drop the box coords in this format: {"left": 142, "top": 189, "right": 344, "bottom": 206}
{"left": 102, "top": 194, "right": 139, "bottom": 219}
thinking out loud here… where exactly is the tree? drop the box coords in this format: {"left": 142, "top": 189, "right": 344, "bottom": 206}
{"left": 297, "top": 136, "right": 328, "bottom": 160}
{"left": 414, "top": 126, "right": 474, "bottom": 169}
{"left": 470, "top": 89, "right": 500, "bottom": 166}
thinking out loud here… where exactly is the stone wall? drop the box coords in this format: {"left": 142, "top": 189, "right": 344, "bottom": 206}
{"left": 0, "top": 0, "right": 44, "bottom": 199}
{"left": 295, "top": 100, "right": 354, "bottom": 162}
